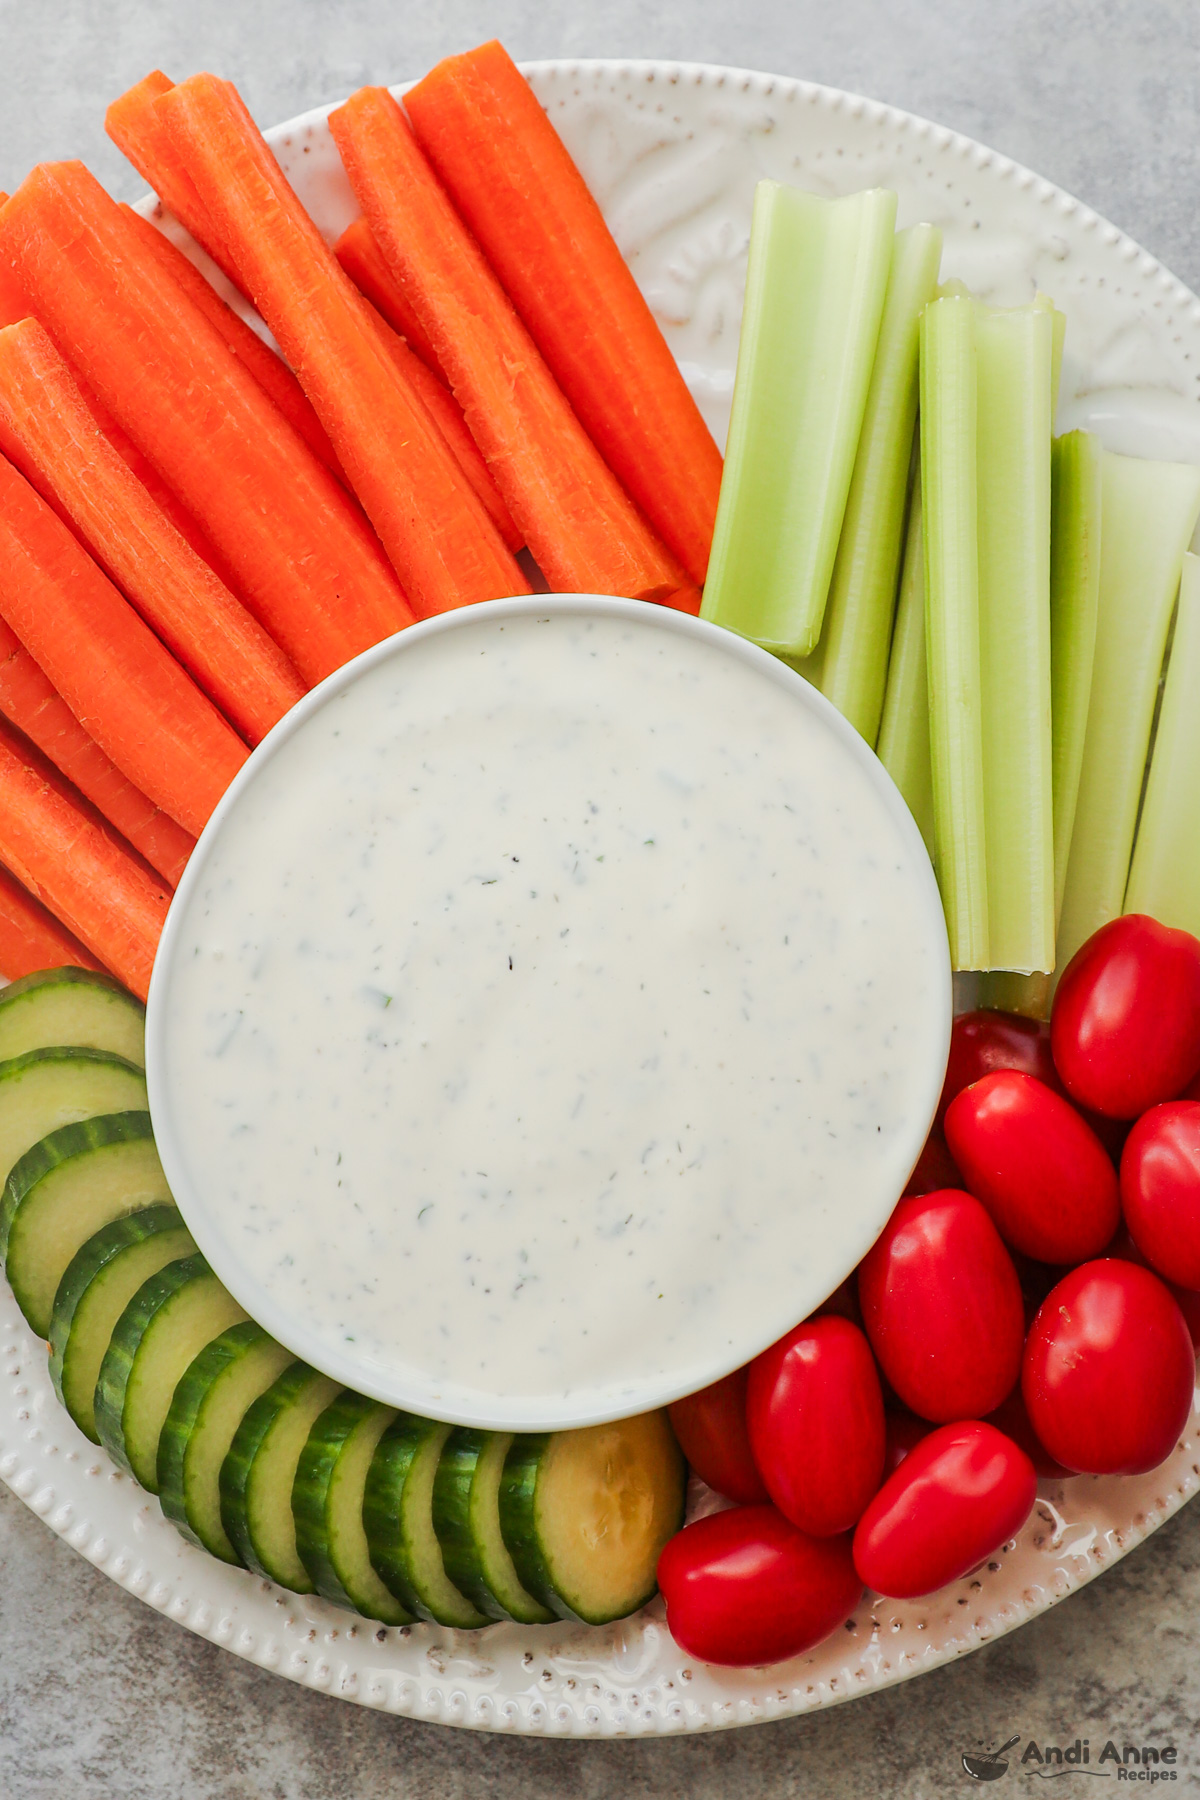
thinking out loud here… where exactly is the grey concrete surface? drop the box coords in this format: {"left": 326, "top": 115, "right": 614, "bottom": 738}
{"left": 3, "top": 2, "right": 1200, "bottom": 1793}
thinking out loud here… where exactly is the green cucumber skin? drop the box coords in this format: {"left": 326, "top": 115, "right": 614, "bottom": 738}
{"left": 93, "top": 1250, "right": 210, "bottom": 1481}
{"left": 0, "top": 1111, "right": 161, "bottom": 1330}
{"left": 291, "top": 1391, "right": 373, "bottom": 1609}
{"left": 0, "top": 967, "right": 130, "bottom": 1008}
{"left": 219, "top": 1360, "right": 317, "bottom": 1589}
{"left": 47, "top": 1204, "right": 189, "bottom": 1424}
{"left": 0, "top": 1086, "right": 150, "bottom": 1268}
{"left": 496, "top": 1433, "right": 569, "bottom": 1619}
{"left": 431, "top": 1428, "right": 512, "bottom": 1623}
{"left": 156, "top": 1320, "right": 268, "bottom": 1561}
{"left": 362, "top": 1414, "right": 445, "bottom": 1622}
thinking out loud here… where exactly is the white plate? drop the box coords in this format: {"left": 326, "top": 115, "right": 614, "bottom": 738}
{"left": 3, "top": 57, "right": 1199, "bottom": 1738}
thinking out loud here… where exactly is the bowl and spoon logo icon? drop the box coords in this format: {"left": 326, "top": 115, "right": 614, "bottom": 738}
{"left": 963, "top": 1734, "right": 1022, "bottom": 1780}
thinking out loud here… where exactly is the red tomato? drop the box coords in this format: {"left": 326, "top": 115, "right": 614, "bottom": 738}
{"left": 984, "top": 1385, "right": 1070, "bottom": 1479}
{"left": 746, "top": 1317, "right": 885, "bottom": 1536}
{"left": 1022, "top": 1260, "right": 1196, "bottom": 1474}
{"left": 883, "top": 1408, "right": 932, "bottom": 1477}
{"left": 1121, "top": 1102, "right": 1200, "bottom": 1291}
{"left": 857, "top": 1189, "right": 1025, "bottom": 1422}
{"left": 903, "top": 1124, "right": 962, "bottom": 1197}
{"left": 1050, "top": 915, "right": 1200, "bottom": 1118}
{"left": 1104, "top": 1219, "right": 1200, "bottom": 1351}
{"left": 811, "top": 1275, "right": 863, "bottom": 1329}
{"left": 938, "top": 1009, "right": 1060, "bottom": 1125}
{"left": 853, "top": 1422, "right": 1036, "bottom": 1599}
{"left": 657, "top": 1505, "right": 862, "bottom": 1667}
{"left": 668, "top": 1366, "right": 768, "bottom": 1504}
{"left": 943, "top": 1070, "right": 1120, "bottom": 1262}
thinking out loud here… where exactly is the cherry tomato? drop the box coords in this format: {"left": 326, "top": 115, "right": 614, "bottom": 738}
{"left": 1120, "top": 1102, "right": 1200, "bottom": 1291}
{"left": 657, "top": 1505, "right": 862, "bottom": 1666}
{"left": 1104, "top": 1219, "right": 1200, "bottom": 1351}
{"left": 938, "top": 1009, "right": 1060, "bottom": 1125}
{"left": 668, "top": 1366, "right": 768, "bottom": 1504}
{"left": 883, "top": 1408, "right": 932, "bottom": 1477}
{"left": 1050, "top": 915, "right": 1200, "bottom": 1118}
{"left": 857, "top": 1189, "right": 1025, "bottom": 1422}
{"left": 1022, "top": 1260, "right": 1196, "bottom": 1474}
{"left": 984, "top": 1385, "right": 1070, "bottom": 1479}
{"left": 943, "top": 1070, "right": 1119, "bottom": 1262}
{"left": 746, "top": 1317, "right": 885, "bottom": 1536}
{"left": 852, "top": 1422, "right": 1036, "bottom": 1599}
{"left": 903, "top": 1124, "right": 962, "bottom": 1197}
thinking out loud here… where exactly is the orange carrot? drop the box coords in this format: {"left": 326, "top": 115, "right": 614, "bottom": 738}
{"left": 0, "top": 616, "right": 193, "bottom": 888}
{"left": 335, "top": 214, "right": 441, "bottom": 372}
{"left": 0, "top": 860, "right": 104, "bottom": 978}
{"left": 106, "top": 72, "right": 246, "bottom": 292}
{"left": 327, "top": 87, "right": 698, "bottom": 608}
{"left": 1, "top": 162, "right": 412, "bottom": 682}
{"left": 156, "top": 75, "right": 529, "bottom": 618}
{"left": 0, "top": 449, "right": 248, "bottom": 835}
{"left": 362, "top": 294, "right": 522, "bottom": 553}
{"left": 0, "top": 717, "right": 169, "bottom": 999}
{"left": 0, "top": 319, "right": 306, "bottom": 746}
{"left": 119, "top": 203, "right": 344, "bottom": 480}
{"left": 404, "top": 43, "right": 722, "bottom": 587}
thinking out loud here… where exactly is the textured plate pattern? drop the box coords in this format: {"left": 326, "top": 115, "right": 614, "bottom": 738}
{"left": 4, "top": 57, "right": 1200, "bottom": 1736}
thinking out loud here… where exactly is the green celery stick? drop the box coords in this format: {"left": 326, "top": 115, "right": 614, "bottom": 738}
{"left": 816, "top": 223, "right": 943, "bottom": 742}
{"left": 701, "top": 182, "right": 898, "bottom": 658}
{"left": 1056, "top": 451, "right": 1200, "bottom": 971}
{"left": 1048, "top": 430, "right": 1103, "bottom": 928}
{"left": 1032, "top": 293, "right": 1067, "bottom": 417}
{"left": 975, "top": 301, "right": 1055, "bottom": 974}
{"left": 1125, "top": 551, "right": 1200, "bottom": 935}
{"left": 920, "top": 293, "right": 989, "bottom": 970}
{"left": 876, "top": 476, "right": 935, "bottom": 858}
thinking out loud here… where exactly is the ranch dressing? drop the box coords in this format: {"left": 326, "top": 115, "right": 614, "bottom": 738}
{"left": 150, "top": 600, "right": 950, "bottom": 1430}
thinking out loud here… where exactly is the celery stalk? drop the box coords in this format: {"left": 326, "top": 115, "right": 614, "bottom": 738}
{"left": 815, "top": 223, "right": 943, "bottom": 741}
{"left": 1032, "top": 293, "right": 1066, "bottom": 417}
{"left": 701, "top": 182, "right": 898, "bottom": 658}
{"left": 975, "top": 302, "right": 1055, "bottom": 974}
{"left": 920, "top": 294, "right": 989, "bottom": 970}
{"left": 1125, "top": 552, "right": 1200, "bottom": 935}
{"left": 876, "top": 478, "right": 935, "bottom": 858}
{"left": 1056, "top": 451, "right": 1200, "bottom": 970}
{"left": 1048, "top": 430, "right": 1103, "bottom": 928}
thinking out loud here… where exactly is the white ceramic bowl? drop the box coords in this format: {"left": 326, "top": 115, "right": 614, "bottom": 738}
{"left": 146, "top": 593, "right": 950, "bottom": 1429}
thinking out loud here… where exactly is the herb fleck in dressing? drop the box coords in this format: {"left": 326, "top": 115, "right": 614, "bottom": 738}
{"left": 154, "top": 604, "right": 949, "bottom": 1429}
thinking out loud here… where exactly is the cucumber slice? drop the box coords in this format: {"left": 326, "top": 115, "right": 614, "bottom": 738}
{"left": 362, "top": 1414, "right": 489, "bottom": 1629}
{"left": 48, "top": 1205, "right": 195, "bottom": 1443}
{"left": 0, "top": 967, "right": 144, "bottom": 1067}
{"left": 432, "top": 1428, "right": 553, "bottom": 1624}
{"left": 94, "top": 1252, "right": 248, "bottom": 1491}
{"left": 2, "top": 1112, "right": 169, "bottom": 1337}
{"left": 498, "top": 1412, "right": 686, "bottom": 1625}
{"left": 157, "top": 1322, "right": 294, "bottom": 1563}
{"left": 220, "top": 1361, "right": 341, "bottom": 1592}
{"left": 0, "top": 1047, "right": 147, "bottom": 1197}
{"left": 292, "top": 1392, "right": 411, "bottom": 1623}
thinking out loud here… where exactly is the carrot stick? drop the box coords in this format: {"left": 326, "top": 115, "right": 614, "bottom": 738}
{"left": 327, "top": 86, "right": 698, "bottom": 607}
{"left": 362, "top": 293, "right": 522, "bottom": 553}
{"left": 156, "top": 75, "right": 529, "bottom": 618}
{"left": 404, "top": 44, "right": 722, "bottom": 588}
{"left": 334, "top": 214, "right": 441, "bottom": 372}
{"left": 0, "top": 718, "right": 169, "bottom": 999}
{"left": 0, "top": 861, "right": 104, "bottom": 979}
{"left": 0, "top": 449, "right": 248, "bottom": 836}
{"left": 119, "top": 203, "right": 344, "bottom": 480}
{"left": 1, "top": 162, "right": 412, "bottom": 682}
{"left": 0, "top": 320, "right": 306, "bottom": 746}
{"left": 106, "top": 72, "right": 247, "bottom": 293}
{"left": 0, "top": 617, "right": 193, "bottom": 888}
